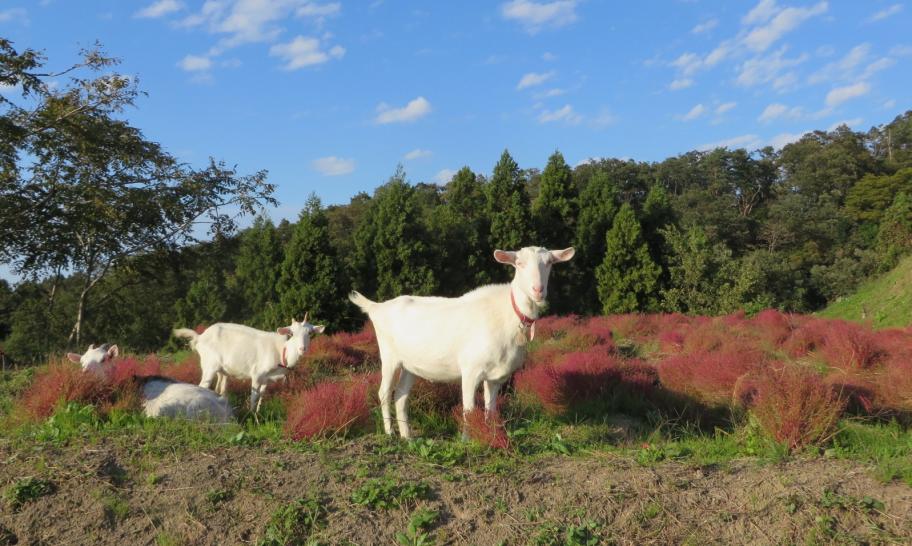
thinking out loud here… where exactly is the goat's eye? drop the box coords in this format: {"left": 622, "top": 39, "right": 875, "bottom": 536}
{"left": 515, "top": 260, "right": 524, "bottom": 267}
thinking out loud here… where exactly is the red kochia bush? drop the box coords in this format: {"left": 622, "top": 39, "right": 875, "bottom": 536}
{"left": 781, "top": 319, "right": 829, "bottom": 358}
{"left": 160, "top": 356, "right": 202, "bottom": 384}
{"left": 819, "top": 320, "right": 884, "bottom": 371}
{"left": 742, "top": 365, "right": 846, "bottom": 450}
{"left": 19, "top": 360, "right": 113, "bottom": 419}
{"left": 749, "top": 309, "right": 795, "bottom": 347}
{"left": 454, "top": 406, "right": 510, "bottom": 450}
{"left": 515, "top": 346, "right": 642, "bottom": 414}
{"left": 657, "top": 350, "right": 764, "bottom": 406}
{"left": 284, "top": 373, "right": 379, "bottom": 440}
{"left": 304, "top": 325, "right": 379, "bottom": 372}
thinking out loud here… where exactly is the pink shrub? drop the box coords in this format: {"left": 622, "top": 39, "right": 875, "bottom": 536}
{"left": 534, "top": 314, "right": 583, "bottom": 340}
{"left": 657, "top": 330, "right": 685, "bottom": 354}
{"left": 284, "top": 373, "right": 379, "bottom": 440}
{"left": 744, "top": 365, "right": 846, "bottom": 450}
{"left": 304, "top": 325, "right": 379, "bottom": 373}
{"left": 874, "top": 357, "right": 912, "bottom": 412}
{"left": 410, "top": 379, "right": 461, "bottom": 416}
{"left": 160, "top": 356, "right": 202, "bottom": 384}
{"left": 107, "top": 355, "right": 162, "bottom": 387}
{"left": 824, "top": 373, "right": 877, "bottom": 415}
{"left": 781, "top": 319, "right": 830, "bottom": 358}
{"left": 657, "top": 350, "right": 764, "bottom": 406}
{"left": 750, "top": 309, "right": 795, "bottom": 347}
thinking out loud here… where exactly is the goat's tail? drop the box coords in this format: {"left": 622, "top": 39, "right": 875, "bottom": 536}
{"left": 172, "top": 328, "right": 200, "bottom": 350}
{"left": 348, "top": 291, "right": 377, "bottom": 314}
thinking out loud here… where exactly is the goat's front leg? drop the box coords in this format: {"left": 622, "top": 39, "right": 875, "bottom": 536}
{"left": 394, "top": 370, "right": 417, "bottom": 439}
{"left": 483, "top": 379, "right": 503, "bottom": 420}
{"left": 460, "top": 373, "right": 484, "bottom": 441}
{"left": 254, "top": 384, "right": 268, "bottom": 414}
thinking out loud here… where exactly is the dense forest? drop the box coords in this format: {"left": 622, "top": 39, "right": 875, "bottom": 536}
{"left": 2, "top": 41, "right": 912, "bottom": 363}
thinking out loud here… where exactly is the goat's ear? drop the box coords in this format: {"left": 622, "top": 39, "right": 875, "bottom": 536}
{"left": 66, "top": 353, "right": 82, "bottom": 363}
{"left": 549, "top": 247, "right": 575, "bottom": 263}
{"left": 493, "top": 250, "right": 517, "bottom": 265}
{"left": 107, "top": 345, "right": 119, "bottom": 359}
{"left": 277, "top": 327, "right": 292, "bottom": 336}
{"left": 312, "top": 325, "right": 325, "bottom": 335}
{"left": 87, "top": 343, "right": 95, "bottom": 351}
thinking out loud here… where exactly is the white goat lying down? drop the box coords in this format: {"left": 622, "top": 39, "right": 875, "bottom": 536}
{"left": 67, "top": 345, "right": 233, "bottom": 422}
{"left": 350, "top": 245, "right": 575, "bottom": 439}
{"left": 173, "top": 317, "right": 324, "bottom": 412}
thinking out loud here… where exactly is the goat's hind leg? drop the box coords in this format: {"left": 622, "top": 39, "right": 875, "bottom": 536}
{"left": 377, "top": 359, "right": 398, "bottom": 436}
{"left": 460, "top": 373, "right": 484, "bottom": 441}
{"left": 394, "top": 369, "right": 417, "bottom": 439}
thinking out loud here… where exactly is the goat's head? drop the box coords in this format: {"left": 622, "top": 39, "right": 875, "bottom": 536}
{"left": 494, "top": 246, "right": 575, "bottom": 304}
{"left": 67, "top": 343, "right": 119, "bottom": 373}
{"left": 276, "top": 313, "right": 325, "bottom": 367}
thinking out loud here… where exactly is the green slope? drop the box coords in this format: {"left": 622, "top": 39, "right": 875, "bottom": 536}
{"left": 819, "top": 255, "right": 912, "bottom": 329}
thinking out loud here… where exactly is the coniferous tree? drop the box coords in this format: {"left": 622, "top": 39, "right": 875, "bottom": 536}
{"left": 173, "top": 267, "right": 229, "bottom": 329}
{"left": 533, "top": 150, "right": 577, "bottom": 248}
{"left": 352, "top": 167, "right": 437, "bottom": 301}
{"left": 595, "top": 203, "right": 660, "bottom": 313}
{"left": 486, "top": 150, "right": 533, "bottom": 273}
{"left": 274, "top": 195, "right": 350, "bottom": 332}
{"left": 233, "top": 216, "right": 283, "bottom": 328}
{"left": 574, "top": 171, "right": 618, "bottom": 313}
{"left": 660, "top": 225, "right": 738, "bottom": 315}
{"left": 434, "top": 167, "right": 492, "bottom": 293}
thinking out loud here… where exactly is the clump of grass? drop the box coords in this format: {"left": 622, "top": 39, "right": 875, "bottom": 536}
{"left": 4, "top": 477, "right": 56, "bottom": 509}
{"left": 257, "top": 493, "right": 327, "bottom": 546}
{"left": 351, "top": 476, "right": 431, "bottom": 510}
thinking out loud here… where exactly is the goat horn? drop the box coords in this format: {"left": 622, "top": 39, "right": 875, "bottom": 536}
{"left": 304, "top": 312, "right": 309, "bottom": 323}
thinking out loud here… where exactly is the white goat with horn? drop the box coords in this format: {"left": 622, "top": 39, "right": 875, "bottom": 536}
{"left": 173, "top": 315, "right": 324, "bottom": 413}
{"left": 349, "top": 245, "right": 575, "bottom": 438}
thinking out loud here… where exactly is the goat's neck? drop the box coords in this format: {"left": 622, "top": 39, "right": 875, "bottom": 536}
{"left": 509, "top": 280, "right": 542, "bottom": 321}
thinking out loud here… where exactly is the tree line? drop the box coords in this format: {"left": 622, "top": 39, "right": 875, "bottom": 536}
{"left": 2, "top": 40, "right": 912, "bottom": 363}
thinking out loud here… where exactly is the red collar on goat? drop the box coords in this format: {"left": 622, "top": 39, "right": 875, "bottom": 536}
{"left": 510, "top": 290, "right": 536, "bottom": 328}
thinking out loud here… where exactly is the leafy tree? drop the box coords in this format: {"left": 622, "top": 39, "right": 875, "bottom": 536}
{"left": 274, "top": 195, "right": 351, "bottom": 332}
{"left": 660, "top": 225, "right": 739, "bottom": 315}
{"left": 352, "top": 167, "right": 437, "bottom": 301}
{"left": 0, "top": 42, "right": 275, "bottom": 346}
{"left": 595, "top": 204, "right": 660, "bottom": 313}
{"left": 844, "top": 168, "right": 912, "bottom": 224}
{"left": 876, "top": 191, "right": 912, "bottom": 270}
{"left": 486, "top": 150, "right": 532, "bottom": 268}
{"left": 233, "top": 216, "right": 283, "bottom": 328}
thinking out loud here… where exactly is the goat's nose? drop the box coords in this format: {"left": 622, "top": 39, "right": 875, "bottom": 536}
{"left": 532, "top": 285, "right": 543, "bottom": 295}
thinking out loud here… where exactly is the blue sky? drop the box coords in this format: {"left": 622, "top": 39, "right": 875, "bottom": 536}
{"left": 2, "top": 0, "right": 910, "bottom": 220}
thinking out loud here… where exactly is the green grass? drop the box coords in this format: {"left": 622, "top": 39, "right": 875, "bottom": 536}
{"left": 819, "top": 254, "right": 912, "bottom": 329}
{"left": 828, "top": 420, "right": 912, "bottom": 485}
{"left": 258, "top": 493, "right": 327, "bottom": 546}
{"left": 3, "top": 477, "right": 56, "bottom": 509}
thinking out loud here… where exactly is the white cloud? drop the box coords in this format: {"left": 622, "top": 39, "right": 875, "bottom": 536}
{"left": 0, "top": 7, "right": 27, "bottom": 23}
{"left": 768, "top": 131, "right": 806, "bottom": 149}
{"left": 516, "top": 71, "right": 555, "bottom": 90}
{"left": 501, "top": 0, "right": 578, "bottom": 33}
{"left": 296, "top": 2, "right": 340, "bottom": 18}
{"left": 742, "top": 2, "right": 828, "bottom": 52}
{"left": 434, "top": 169, "right": 457, "bottom": 184}
{"left": 891, "top": 45, "right": 912, "bottom": 57}
{"left": 691, "top": 18, "right": 718, "bottom": 34}
{"left": 534, "top": 88, "right": 566, "bottom": 99}
{"left": 742, "top": 0, "right": 778, "bottom": 25}
{"left": 269, "top": 35, "right": 344, "bottom": 69}
{"left": 679, "top": 103, "right": 707, "bottom": 122}
{"left": 808, "top": 43, "right": 870, "bottom": 84}
{"left": 828, "top": 118, "right": 863, "bottom": 131}
{"left": 375, "top": 97, "right": 432, "bottom": 124}
{"left": 590, "top": 109, "right": 616, "bottom": 128}
{"left": 736, "top": 47, "right": 808, "bottom": 87}
{"left": 177, "top": 54, "right": 213, "bottom": 72}
{"left": 542, "top": 52, "right": 557, "bottom": 61}
{"left": 825, "top": 81, "right": 871, "bottom": 107}
{"left": 671, "top": 52, "right": 703, "bottom": 76}
{"left": 312, "top": 156, "right": 355, "bottom": 176}
{"left": 537, "top": 104, "right": 582, "bottom": 124}
{"left": 758, "top": 102, "right": 802, "bottom": 122}
{"left": 404, "top": 149, "right": 432, "bottom": 160}
{"left": 883, "top": 98, "right": 897, "bottom": 109}
{"left": 716, "top": 101, "right": 737, "bottom": 114}
{"left": 135, "top": 0, "right": 183, "bottom": 19}
{"left": 861, "top": 57, "right": 895, "bottom": 79}
{"left": 699, "top": 134, "right": 761, "bottom": 151}
{"left": 669, "top": 78, "right": 694, "bottom": 90}
{"left": 868, "top": 3, "right": 902, "bottom": 22}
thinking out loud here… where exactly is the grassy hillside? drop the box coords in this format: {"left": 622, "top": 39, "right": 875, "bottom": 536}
{"left": 820, "top": 255, "right": 912, "bottom": 329}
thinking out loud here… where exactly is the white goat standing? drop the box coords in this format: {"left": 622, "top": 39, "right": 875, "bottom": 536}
{"left": 172, "top": 317, "right": 324, "bottom": 413}
{"left": 349, "top": 245, "right": 575, "bottom": 439}
{"left": 68, "top": 345, "right": 233, "bottom": 422}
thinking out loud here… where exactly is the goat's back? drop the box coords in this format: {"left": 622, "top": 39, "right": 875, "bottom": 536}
{"left": 142, "top": 378, "right": 234, "bottom": 422}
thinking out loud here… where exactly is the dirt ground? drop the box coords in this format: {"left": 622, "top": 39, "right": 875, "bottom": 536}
{"left": 0, "top": 437, "right": 910, "bottom": 545}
